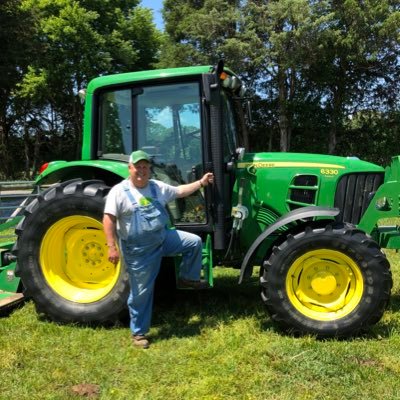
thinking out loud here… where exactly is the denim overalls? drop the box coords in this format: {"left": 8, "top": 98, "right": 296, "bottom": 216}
{"left": 120, "top": 181, "right": 203, "bottom": 336}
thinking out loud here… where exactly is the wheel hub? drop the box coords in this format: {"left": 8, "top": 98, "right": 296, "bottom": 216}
{"left": 310, "top": 271, "right": 337, "bottom": 295}
{"left": 84, "top": 242, "right": 103, "bottom": 264}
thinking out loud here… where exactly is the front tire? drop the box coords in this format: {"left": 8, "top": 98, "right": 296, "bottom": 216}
{"left": 14, "top": 179, "right": 130, "bottom": 324}
{"left": 261, "top": 224, "right": 392, "bottom": 337}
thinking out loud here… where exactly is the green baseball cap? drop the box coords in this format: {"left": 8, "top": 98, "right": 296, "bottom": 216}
{"left": 129, "top": 150, "right": 151, "bottom": 164}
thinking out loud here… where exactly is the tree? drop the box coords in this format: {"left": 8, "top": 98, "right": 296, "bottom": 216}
{"left": 304, "top": 0, "right": 400, "bottom": 153}
{"left": 160, "top": 0, "right": 399, "bottom": 156}
{"left": 10, "top": 0, "right": 161, "bottom": 177}
{"left": 159, "top": 0, "right": 325, "bottom": 151}
{"left": 160, "top": 0, "right": 245, "bottom": 67}
{"left": 241, "top": 0, "right": 319, "bottom": 151}
{"left": 0, "top": 0, "right": 35, "bottom": 178}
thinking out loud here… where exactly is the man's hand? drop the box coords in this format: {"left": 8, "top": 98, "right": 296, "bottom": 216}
{"left": 199, "top": 172, "right": 214, "bottom": 187}
{"left": 177, "top": 172, "right": 215, "bottom": 198}
{"left": 103, "top": 213, "right": 119, "bottom": 264}
{"left": 107, "top": 245, "right": 120, "bottom": 265}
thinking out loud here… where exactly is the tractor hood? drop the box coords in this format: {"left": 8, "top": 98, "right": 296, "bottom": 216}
{"left": 237, "top": 152, "right": 384, "bottom": 174}
{"left": 234, "top": 151, "right": 386, "bottom": 245}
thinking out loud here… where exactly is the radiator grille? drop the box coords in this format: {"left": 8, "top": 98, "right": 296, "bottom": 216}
{"left": 334, "top": 173, "right": 384, "bottom": 224}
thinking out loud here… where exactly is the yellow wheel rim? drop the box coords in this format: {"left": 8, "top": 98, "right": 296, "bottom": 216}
{"left": 286, "top": 249, "right": 364, "bottom": 321}
{"left": 40, "top": 216, "right": 120, "bottom": 303}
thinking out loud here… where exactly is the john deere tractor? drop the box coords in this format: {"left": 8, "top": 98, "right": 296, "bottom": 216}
{"left": 0, "top": 61, "right": 398, "bottom": 337}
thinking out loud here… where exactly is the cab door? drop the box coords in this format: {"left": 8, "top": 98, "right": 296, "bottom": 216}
{"left": 135, "top": 81, "right": 208, "bottom": 227}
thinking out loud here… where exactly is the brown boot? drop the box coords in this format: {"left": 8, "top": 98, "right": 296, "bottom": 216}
{"left": 132, "top": 334, "right": 150, "bottom": 349}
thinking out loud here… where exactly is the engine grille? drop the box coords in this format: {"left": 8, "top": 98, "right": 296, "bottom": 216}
{"left": 334, "top": 172, "right": 384, "bottom": 224}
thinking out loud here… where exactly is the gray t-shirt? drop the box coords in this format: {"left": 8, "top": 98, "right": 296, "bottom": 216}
{"left": 104, "top": 178, "right": 179, "bottom": 240}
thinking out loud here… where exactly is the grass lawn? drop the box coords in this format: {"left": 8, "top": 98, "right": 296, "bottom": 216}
{"left": 2, "top": 251, "right": 400, "bottom": 400}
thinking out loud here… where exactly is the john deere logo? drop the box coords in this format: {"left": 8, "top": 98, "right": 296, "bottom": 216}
{"left": 237, "top": 161, "right": 345, "bottom": 170}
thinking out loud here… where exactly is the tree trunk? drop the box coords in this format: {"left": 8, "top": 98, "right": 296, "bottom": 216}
{"left": 328, "top": 119, "right": 337, "bottom": 154}
{"left": 32, "top": 130, "right": 41, "bottom": 177}
{"left": 23, "top": 116, "right": 31, "bottom": 178}
{"left": 278, "top": 67, "right": 291, "bottom": 152}
{"left": 72, "top": 96, "right": 83, "bottom": 160}
{"left": 328, "top": 86, "right": 343, "bottom": 154}
{"left": 0, "top": 114, "right": 11, "bottom": 179}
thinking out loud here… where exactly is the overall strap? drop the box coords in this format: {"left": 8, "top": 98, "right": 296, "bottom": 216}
{"left": 149, "top": 180, "right": 159, "bottom": 200}
{"left": 122, "top": 181, "right": 137, "bottom": 205}
{"left": 122, "top": 180, "right": 159, "bottom": 204}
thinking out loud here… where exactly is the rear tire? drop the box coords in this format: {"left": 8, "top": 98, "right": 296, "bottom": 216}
{"left": 261, "top": 224, "right": 392, "bottom": 337}
{"left": 14, "top": 179, "right": 130, "bottom": 324}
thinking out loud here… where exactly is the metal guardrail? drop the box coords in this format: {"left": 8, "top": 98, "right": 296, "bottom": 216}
{"left": 0, "top": 181, "right": 40, "bottom": 241}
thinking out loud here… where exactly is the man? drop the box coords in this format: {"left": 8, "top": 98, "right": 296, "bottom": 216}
{"left": 103, "top": 150, "right": 214, "bottom": 349}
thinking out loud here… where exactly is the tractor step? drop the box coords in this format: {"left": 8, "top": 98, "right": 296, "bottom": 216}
{"left": 174, "top": 234, "right": 214, "bottom": 289}
{"left": 0, "top": 291, "right": 24, "bottom": 312}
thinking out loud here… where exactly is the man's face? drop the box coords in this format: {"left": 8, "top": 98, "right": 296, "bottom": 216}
{"left": 128, "top": 160, "right": 151, "bottom": 188}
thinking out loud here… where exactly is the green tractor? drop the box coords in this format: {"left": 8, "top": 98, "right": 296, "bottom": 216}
{"left": 0, "top": 61, "right": 397, "bottom": 337}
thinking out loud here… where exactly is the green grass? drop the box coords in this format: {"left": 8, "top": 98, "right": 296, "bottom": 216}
{"left": 2, "top": 254, "right": 400, "bottom": 400}
{"left": 0, "top": 226, "right": 17, "bottom": 243}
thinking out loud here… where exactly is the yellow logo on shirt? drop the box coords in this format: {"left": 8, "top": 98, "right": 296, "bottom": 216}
{"left": 139, "top": 197, "right": 152, "bottom": 206}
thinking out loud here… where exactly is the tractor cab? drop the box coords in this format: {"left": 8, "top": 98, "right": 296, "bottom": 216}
{"left": 87, "top": 62, "right": 249, "bottom": 247}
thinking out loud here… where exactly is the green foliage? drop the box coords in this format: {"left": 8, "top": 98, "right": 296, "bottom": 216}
{"left": 1, "top": 0, "right": 162, "bottom": 178}
{"left": 160, "top": 0, "right": 400, "bottom": 160}
{"left": 0, "top": 0, "right": 36, "bottom": 179}
{"left": 1, "top": 0, "right": 399, "bottom": 177}
{"left": 337, "top": 110, "right": 400, "bottom": 165}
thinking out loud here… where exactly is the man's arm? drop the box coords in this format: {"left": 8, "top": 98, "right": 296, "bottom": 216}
{"left": 176, "top": 172, "right": 214, "bottom": 198}
{"left": 103, "top": 213, "right": 120, "bottom": 265}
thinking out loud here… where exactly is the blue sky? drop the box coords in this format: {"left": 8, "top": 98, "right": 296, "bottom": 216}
{"left": 141, "top": 0, "right": 164, "bottom": 30}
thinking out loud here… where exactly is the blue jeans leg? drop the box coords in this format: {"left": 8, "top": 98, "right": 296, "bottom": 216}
{"left": 123, "top": 244, "right": 163, "bottom": 336}
{"left": 162, "top": 229, "right": 203, "bottom": 281}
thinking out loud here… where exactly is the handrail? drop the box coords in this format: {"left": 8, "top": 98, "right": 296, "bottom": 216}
{"left": 0, "top": 180, "right": 36, "bottom": 190}
{"left": 0, "top": 181, "right": 40, "bottom": 241}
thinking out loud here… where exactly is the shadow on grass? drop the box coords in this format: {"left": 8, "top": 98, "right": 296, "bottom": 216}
{"left": 387, "top": 292, "right": 400, "bottom": 312}
{"left": 151, "top": 270, "right": 275, "bottom": 340}
{"left": 20, "top": 268, "right": 400, "bottom": 341}
{"left": 22, "top": 268, "right": 275, "bottom": 339}
{"left": 152, "top": 271, "right": 400, "bottom": 342}
{"left": 351, "top": 291, "right": 400, "bottom": 339}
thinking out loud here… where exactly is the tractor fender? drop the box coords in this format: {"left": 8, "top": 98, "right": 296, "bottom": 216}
{"left": 238, "top": 206, "right": 340, "bottom": 283}
{"left": 35, "top": 160, "right": 128, "bottom": 187}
